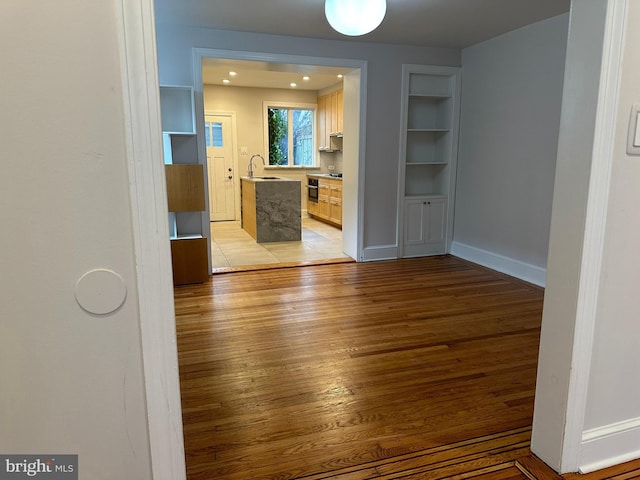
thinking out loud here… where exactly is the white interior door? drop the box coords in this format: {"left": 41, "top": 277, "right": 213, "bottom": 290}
{"left": 205, "top": 115, "right": 236, "bottom": 221}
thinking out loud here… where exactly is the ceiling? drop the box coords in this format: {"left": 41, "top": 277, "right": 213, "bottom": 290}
{"left": 154, "top": 0, "right": 570, "bottom": 49}
{"left": 156, "top": 0, "right": 571, "bottom": 90}
{"left": 202, "top": 58, "right": 352, "bottom": 91}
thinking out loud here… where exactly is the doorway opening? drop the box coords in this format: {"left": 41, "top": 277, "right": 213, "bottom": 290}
{"left": 192, "top": 49, "right": 367, "bottom": 272}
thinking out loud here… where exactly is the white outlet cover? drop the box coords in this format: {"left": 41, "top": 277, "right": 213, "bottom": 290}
{"left": 626, "top": 104, "right": 640, "bottom": 155}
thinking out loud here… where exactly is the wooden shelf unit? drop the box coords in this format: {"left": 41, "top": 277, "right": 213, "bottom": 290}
{"left": 160, "top": 85, "right": 209, "bottom": 285}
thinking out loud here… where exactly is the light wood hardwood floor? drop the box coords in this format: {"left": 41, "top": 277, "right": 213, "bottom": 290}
{"left": 174, "top": 256, "right": 640, "bottom": 479}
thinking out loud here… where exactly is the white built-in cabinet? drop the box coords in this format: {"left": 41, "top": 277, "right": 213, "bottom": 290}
{"left": 160, "top": 86, "right": 209, "bottom": 285}
{"left": 398, "top": 65, "right": 461, "bottom": 257}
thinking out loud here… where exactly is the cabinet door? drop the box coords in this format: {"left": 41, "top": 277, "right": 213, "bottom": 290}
{"left": 317, "top": 95, "right": 327, "bottom": 149}
{"left": 308, "top": 200, "right": 318, "bottom": 216}
{"left": 329, "top": 198, "right": 342, "bottom": 225}
{"left": 425, "top": 198, "right": 446, "bottom": 245}
{"left": 403, "top": 197, "right": 447, "bottom": 257}
{"left": 318, "top": 195, "right": 330, "bottom": 219}
{"left": 329, "top": 91, "right": 338, "bottom": 135}
{"left": 319, "top": 179, "right": 330, "bottom": 197}
{"left": 329, "top": 180, "right": 342, "bottom": 225}
{"left": 404, "top": 199, "right": 427, "bottom": 246}
{"left": 336, "top": 89, "right": 344, "bottom": 134}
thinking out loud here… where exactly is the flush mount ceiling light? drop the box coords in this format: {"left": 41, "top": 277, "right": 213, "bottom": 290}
{"left": 325, "top": 0, "right": 387, "bottom": 36}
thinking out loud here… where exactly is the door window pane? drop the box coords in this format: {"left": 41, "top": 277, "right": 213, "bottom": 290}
{"left": 212, "top": 122, "right": 223, "bottom": 147}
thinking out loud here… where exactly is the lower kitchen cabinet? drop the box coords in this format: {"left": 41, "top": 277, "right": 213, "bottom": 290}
{"left": 329, "top": 182, "right": 342, "bottom": 225}
{"left": 308, "top": 175, "right": 342, "bottom": 228}
{"left": 318, "top": 194, "right": 330, "bottom": 219}
{"left": 308, "top": 198, "right": 318, "bottom": 216}
{"left": 403, "top": 197, "right": 447, "bottom": 257}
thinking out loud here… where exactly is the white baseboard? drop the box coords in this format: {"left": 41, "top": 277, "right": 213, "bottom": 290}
{"left": 450, "top": 241, "right": 547, "bottom": 287}
{"left": 362, "top": 245, "right": 398, "bottom": 262}
{"left": 579, "top": 417, "right": 640, "bottom": 473}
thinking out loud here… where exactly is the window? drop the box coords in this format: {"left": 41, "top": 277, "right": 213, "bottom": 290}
{"left": 264, "top": 102, "right": 316, "bottom": 167}
{"left": 204, "top": 121, "right": 223, "bottom": 147}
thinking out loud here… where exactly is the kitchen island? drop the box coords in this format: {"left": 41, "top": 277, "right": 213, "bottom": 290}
{"left": 241, "top": 176, "right": 301, "bottom": 242}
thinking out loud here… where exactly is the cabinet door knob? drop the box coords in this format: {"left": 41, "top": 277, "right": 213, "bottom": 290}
{"left": 228, "top": 175, "right": 233, "bottom": 180}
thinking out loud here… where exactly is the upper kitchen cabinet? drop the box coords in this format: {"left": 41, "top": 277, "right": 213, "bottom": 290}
{"left": 160, "top": 85, "right": 209, "bottom": 285}
{"left": 398, "top": 65, "right": 461, "bottom": 257}
{"left": 317, "top": 89, "right": 343, "bottom": 152}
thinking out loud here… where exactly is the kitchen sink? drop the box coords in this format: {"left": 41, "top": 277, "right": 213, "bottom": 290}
{"left": 255, "top": 176, "right": 280, "bottom": 179}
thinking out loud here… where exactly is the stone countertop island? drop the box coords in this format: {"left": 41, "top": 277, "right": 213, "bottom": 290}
{"left": 240, "top": 176, "right": 301, "bottom": 243}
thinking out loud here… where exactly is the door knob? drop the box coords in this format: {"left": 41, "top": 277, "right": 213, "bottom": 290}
{"left": 228, "top": 168, "right": 232, "bottom": 172}
{"left": 228, "top": 175, "right": 233, "bottom": 180}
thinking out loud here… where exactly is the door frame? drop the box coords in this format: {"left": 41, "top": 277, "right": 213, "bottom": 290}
{"left": 116, "top": 0, "right": 187, "bottom": 478}
{"left": 192, "top": 47, "right": 368, "bottom": 262}
{"left": 205, "top": 111, "right": 240, "bottom": 221}
{"left": 116, "top": 0, "right": 628, "bottom": 477}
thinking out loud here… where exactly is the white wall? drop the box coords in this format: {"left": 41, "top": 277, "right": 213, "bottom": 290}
{"left": 0, "top": 1, "right": 153, "bottom": 478}
{"left": 580, "top": 0, "right": 640, "bottom": 470}
{"left": 156, "top": 25, "right": 460, "bottom": 257}
{"left": 452, "top": 14, "right": 569, "bottom": 286}
{"left": 531, "top": 0, "right": 633, "bottom": 473}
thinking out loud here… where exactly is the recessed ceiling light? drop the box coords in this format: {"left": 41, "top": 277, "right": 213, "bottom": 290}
{"left": 337, "top": 74, "right": 344, "bottom": 79}
{"left": 303, "top": 76, "right": 310, "bottom": 81}
{"left": 222, "top": 79, "right": 230, "bottom": 84}
{"left": 229, "top": 71, "right": 237, "bottom": 76}
{"left": 290, "top": 83, "right": 297, "bottom": 88}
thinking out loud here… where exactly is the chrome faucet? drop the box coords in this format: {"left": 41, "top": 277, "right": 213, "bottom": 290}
{"left": 248, "top": 154, "right": 265, "bottom": 178}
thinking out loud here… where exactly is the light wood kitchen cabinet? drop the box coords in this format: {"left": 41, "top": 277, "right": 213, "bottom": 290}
{"left": 336, "top": 89, "right": 344, "bottom": 134}
{"left": 318, "top": 194, "right": 330, "bottom": 219}
{"left": 317, "top": 89, "right": 343, "bottom": 152}
{"left": 308, "top": 196, "right": 318, "bottom": 216}
{"left": 317, "top": 95, "right": 327, "bottom": 150}
{"left": 329, "top": 182, "right": 342, "bottom": 225}
{"left": 309, "top": 175, "right": 342, "bottom": 228}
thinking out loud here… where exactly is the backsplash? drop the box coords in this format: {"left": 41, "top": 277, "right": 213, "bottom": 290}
{"left": 319, "top": 151, "right": 343, "bottom": 173}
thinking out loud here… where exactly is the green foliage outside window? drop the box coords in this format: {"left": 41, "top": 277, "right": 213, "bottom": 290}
{"left": 268, "top": 108, "right": 288, "bottom": 165}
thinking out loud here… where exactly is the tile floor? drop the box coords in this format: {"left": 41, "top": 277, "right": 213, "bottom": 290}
{"left": 210, "top": 216, "right": 351, "bottom": 270}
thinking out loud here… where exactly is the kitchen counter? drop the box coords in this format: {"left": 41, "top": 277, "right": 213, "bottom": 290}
{"left": 241, "top": 176, "right": 300, "bottom": 183}
{"left": 307, "top": 173, "right": 343, "bottom": 180}
{"left": 240, "top": 177, "right": 301, "bottom": 242}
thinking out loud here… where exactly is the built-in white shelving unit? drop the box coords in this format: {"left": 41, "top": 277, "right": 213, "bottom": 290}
{"left": 398, "top": 65, "right": 461, "bottom": 258}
